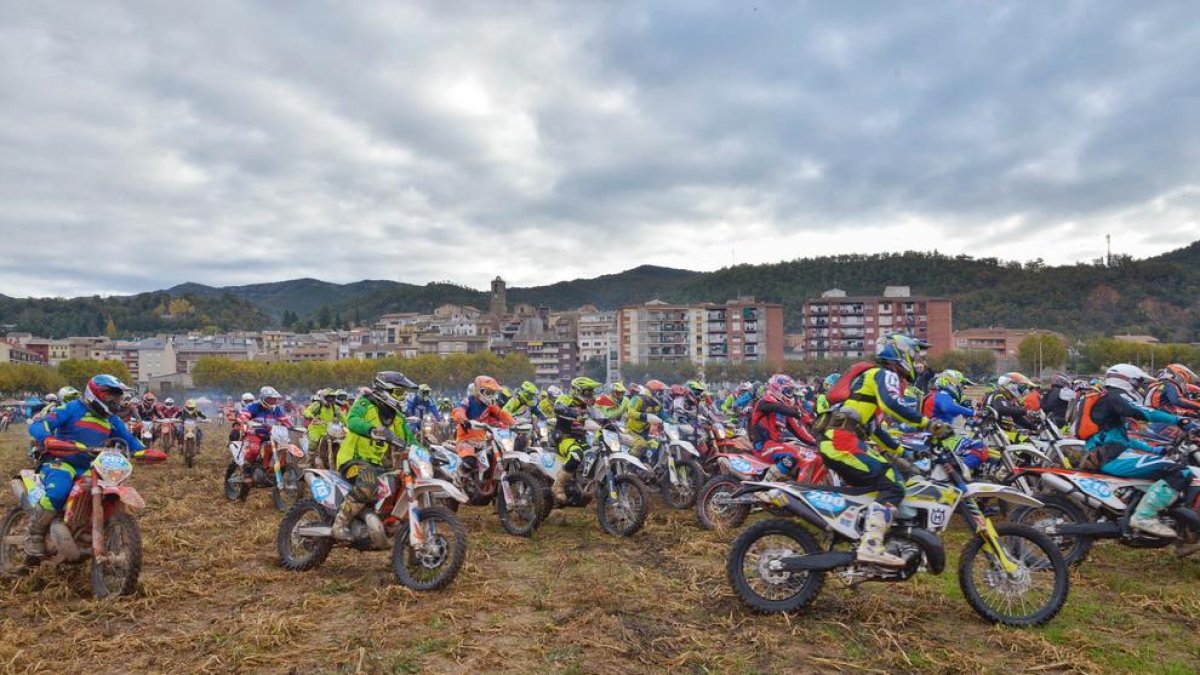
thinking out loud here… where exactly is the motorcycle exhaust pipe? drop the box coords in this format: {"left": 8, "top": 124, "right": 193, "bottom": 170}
{"left": 1039, "top": 473, "right": 1105, "bottom": 511}
{"left": 363, "top": 512, "right": 389, "bottom": 550}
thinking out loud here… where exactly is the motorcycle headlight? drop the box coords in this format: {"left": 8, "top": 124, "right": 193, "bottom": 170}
{"left": 328, "top": 424, "right": 345, "bottom": 440}
{"left": 94, "top": 451, "right": 133, "bottom": 484}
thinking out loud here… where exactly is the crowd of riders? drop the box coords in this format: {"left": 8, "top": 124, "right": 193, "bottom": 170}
{"left": 12, "top": 336, "right": 1200, "bottom": 567}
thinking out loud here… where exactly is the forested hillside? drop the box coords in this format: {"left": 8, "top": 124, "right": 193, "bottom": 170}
{"left": 0, "top": 292, "right": 270, "bottom": 338}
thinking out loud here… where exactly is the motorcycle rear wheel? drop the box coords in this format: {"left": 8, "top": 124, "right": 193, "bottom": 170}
{"left": 696, "top": 474, "right": 751, "bottom": 531}
{"left": 276, "top": 499, "right": 334, "bottom": 571}
{"left": 1008, "top": 493, "right": 1092, "bottom": 566}
{"left": 0, "top": 507, "right": 33, "bottom": 576}
{"left": 726, "top": 518, "right": 825, "bottom": 614}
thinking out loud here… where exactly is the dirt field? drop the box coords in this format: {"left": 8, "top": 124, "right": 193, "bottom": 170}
{"left": 0, "top": 425, "right": 1197, "bottom": 674}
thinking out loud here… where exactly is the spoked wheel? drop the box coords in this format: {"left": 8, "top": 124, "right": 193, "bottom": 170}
{"left": 223, "top": 463, "right": 244, "bottom": 501}
{"left": 959, "top": 522, "right": 1069, "bottom": 627}
{"left": 276, "top": 499, "right": 334, "bottom": 571}
{"left": 91, "top": 513, "right": 143, "bottom": 598}
{"left": 497, "top": 472, "right": 542, "bottom": 537}
{"left": 661, "top": 457, "right": 704, "bottom": 510}
{"left": 392, "top": 507, "right": 467, "bottom": 591}
{"left": 726, "top": 519, "right": 825, "bottom": 614}
{"left": 596, "top": 475, "right": 648, "bottom": 537}
{"left": 184, "top": 440, "right": 196, "bottom": 468}
{"left": 1009, "top": 493, "right": 1092, "bottom": 566}
{"left": 532, "top": 474, "right": 554, "bottom": 521}
{"left": 696, "top": 474, "right": 751, "bottom": 531}
{"left": 0, "top": 508, "right": 33, "bottom": 577}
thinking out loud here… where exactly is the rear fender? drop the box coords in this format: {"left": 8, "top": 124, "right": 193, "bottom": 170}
{"left": 963, "top": 482, "right": 1045, "bottom": 508}
{"left": 305, "top": 469, "right": 349, "bottom": 509}
{"left": 286, "top": 444, "right": 305, "bottom": 459}
{"left": 412, "top": 478, "right": 469, "bottom": 503}
{"left": 1168, "top": 505, "right": 1200, "bottom": 533}
{"left": 1004, "top": 443, "right": 1054, "bottom": 467}
{"left": 730, "top": 481, "right": 838, "bottom": 532}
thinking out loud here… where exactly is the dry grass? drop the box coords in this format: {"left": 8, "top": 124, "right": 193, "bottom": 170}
{"left": 0, "top": 425, "right": 1197, "bottom": 674}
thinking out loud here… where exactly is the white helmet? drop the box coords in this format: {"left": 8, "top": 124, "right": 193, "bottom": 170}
{"left": 56, "top": 386, "right": 79, "bottom": 402}
{"left": 1104, "top": 364, "right": 1151, "bottom": 393}
{"left": 241, "top": 392, "right": 255, "bottom": 404}
{"left": 547, "top": 385, "right": 563, "bottom": 398}
{"left": 259, "top": 386, "right": 282, "bottom": 406}
{"left": 164, "top": 397, "right": 175, "bottom": 406}
{"left": 44, "top": 393, "right": 58, "bottom": 403}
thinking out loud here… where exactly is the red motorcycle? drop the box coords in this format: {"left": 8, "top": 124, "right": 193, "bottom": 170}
{"left": 695, "top": 441, "right": 832, "bottom": 531}
{"left": 2, "top": 439, "right": 145, "bottom": 597}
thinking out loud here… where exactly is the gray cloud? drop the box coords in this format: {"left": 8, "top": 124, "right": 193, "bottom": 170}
{"left": 0, "top": 0, "right": 1196, "bottom": 297}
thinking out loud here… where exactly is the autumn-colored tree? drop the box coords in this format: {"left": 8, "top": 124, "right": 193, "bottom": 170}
{"left": 57, "top": 359, "right": 133, "bottom": 390}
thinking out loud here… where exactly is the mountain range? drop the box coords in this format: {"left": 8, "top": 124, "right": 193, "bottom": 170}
{"left": 3, "top": 240, "right": 1198, "bottom": 342}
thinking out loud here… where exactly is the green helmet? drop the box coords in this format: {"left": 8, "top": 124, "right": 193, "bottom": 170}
{"left": 611, "top": 382, "right": 627, "bottom": 396}
{"left": 684, "top": 380, "right": 707, "bottom": 399}
{"left": 519, "top": 381, "right": 539, "bottom": 401}
{"left": 570, "top": 376, "right": 601, "bottom": 405}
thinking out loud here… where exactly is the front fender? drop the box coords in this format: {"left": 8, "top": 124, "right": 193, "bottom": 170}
{"left": 501, "top": 451, "right": 536, "bottom": 466}
{"left": 964, "top": 482, "right": 1044, "bottom": 508}
{"left": 1004, "top": 443, "right": 1054, "bottom": 466}
{"left": 412, "top": 478, "right": 469, "bottom": 503}
{"left": 672, "top": 440, "right": 699, "bottom": 457}
{"left": 103, "top": 484, "right": 146, "bottom": 512}
{"left": 609, "top": 452, "right": 651, "bottom": 473}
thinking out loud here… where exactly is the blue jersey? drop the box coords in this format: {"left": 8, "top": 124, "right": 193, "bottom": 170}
{"left": 29, "top": 399, "right": 143, "bottom": 472}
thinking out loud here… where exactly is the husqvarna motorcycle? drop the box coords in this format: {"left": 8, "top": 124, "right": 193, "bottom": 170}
{"left": 726, "top": 439, "right": 1070, "bottom": 626}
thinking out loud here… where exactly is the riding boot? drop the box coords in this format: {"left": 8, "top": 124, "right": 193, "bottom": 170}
{"left": 856, "top": 503, "right": 905, "bottom": 567}
{"left": 24, "top": 507, "right": 55, "bottom": 559}
{"left": 763, "top": 465, "right": 789, "bottom": 483}
{"left": 331, "top": 497, "right": 365, "bottom": 541}
{"left": 551, "top": 471, "right": 571, "bottom": 506}
{"left": 1129, "top": 480, "right": 1178, "bottom": 538}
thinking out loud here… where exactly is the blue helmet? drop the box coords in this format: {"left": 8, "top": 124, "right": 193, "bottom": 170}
{"left": 822, "top": 373, "right": 840, "bottom": 389}
{"left": 85, "top": 374, "right": 130, "bottom": 417}
{"left": 875, "top": 333, "right": 924, "bottom": 382}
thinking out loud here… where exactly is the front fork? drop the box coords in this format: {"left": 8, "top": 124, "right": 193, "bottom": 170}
{"left": 405, "top": 475, "right": 426, "bottom": 548}
{"left": 496, "top": 452, "right": 515, "bottom": 505}
{"left": 90, "top": 482, "right": 105, "bottom": 560}
{"left": 963, "top": 498, "right": 1019, "bottom": 574}
{"left": 666, "top": 447, "right": 680, "bottom": 485}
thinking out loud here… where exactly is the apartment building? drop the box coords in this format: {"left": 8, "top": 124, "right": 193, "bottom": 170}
{"left": 953, "top": 327, "right": 1067, "bottom": 370}
{"left": 802, "top": 287, "right": 953, "bottom": 359}
{"left": 617, "top": 297, "right": 785, "bottom": 368}
{"left": 702, "top": 298, "right": 785, "bottom": 366}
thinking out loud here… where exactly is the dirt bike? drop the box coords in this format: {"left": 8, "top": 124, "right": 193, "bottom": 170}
{"left": 310, "top": 422, "right": 345, "bottom": 471}
{"left": 181, "top": 418, "right": 209, "bottom": 468}
{"left": 971, "top": 409, "right": 1080, "bottom": 491}
{"left": 628, "top": 420, "right": 705, "bottom": 510}
{"left": 276, "top": 439, "right": 469, "bottom": 591}
{"left": 1008, "top": 429, "right": 1200, "bottom": 566}
{"left": 449, "top": 422, "right": 545, "bottom": 536}
{"left": 526, "top": 418, "right": 652, "bottom": 536}
{"left": 155, "top": 418, "right": 179, "bottom": 454}
{"left": 696, "top": 441, "right": 833, "bottom": 531}
{"left": 726, "top": 439, "right": 1071, "bottom": 627}
{"left": 223, "top": 421, "right": 306, "bottom": 511}
{"left": 2, "top": 440, "right": 144, "bottom": 598}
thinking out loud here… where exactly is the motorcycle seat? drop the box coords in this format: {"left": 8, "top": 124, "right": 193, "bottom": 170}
{"left": 791, "top": 482, "right": 878, "bottom": 496}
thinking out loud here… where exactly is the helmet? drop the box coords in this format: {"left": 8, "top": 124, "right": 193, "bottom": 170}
{"left": 311, "top": 393, "right": 321, "bottom": 402}
{"left": 473, "top": 375, "right": 501, "bottom": 405}
{"left": 997, "top": 372, "right": 1033, "bottom": 397}
{"left": 372, "top": 371, "right": 416, "bottom": 412}
{"left": 56, "top": 386, "right": 79, "bottom": 403}
{"left": 611, "top": 382, "right": 627, "bottom": 397}
{"left": 519, "top": 381, "right": 539, "bottom": 401}
{"left": 875, "top": 333, "right": 923, "bottom": 381}
{"left": 1051, "top": 372, "right": 1071, "bottom": 388}
{"left": 185, "top": 399, "right": 197, "bottom": 410}
{"left": 669, "top": 383, "right": 687, "bottom": 397}
{"left": 1104, "top": 364, "right": 1151, "bottom": 394}
{"left": 164, "top": 397, "right": 175, "bottom": 406}
{"left": 142, "top": 392, "right": 157, "bottom": 404}
{"left": 44, "top": 393, "right": 58, "bottom": 404}
{"left": 627, "top": 382, "right": 644, "bottom": 396}
{"left": 766, "top": 374, "right": 796, "bottom": 403}
{"left": 418, "top": 383, "right": 432, "bottom": 396}
{"left": 737, "top": 381, "right": 753, "bottom": 393}
{"left": 259, "top": 386, "right": 282, "bottom": 407}
{"left": 546, "top": 385, "right": 563, "bottom": 399}
{"left": 684, "top": 380, "right": 707, "bottom": 401}
{"left": 570, "top": 376, "right": 601, "bottom": 405}
{"left": 241, "top": 392, "right": 254, "bottom": 404}
{"left": 1164, "top": 363, "right": 1198, "bottom": 386}
{"left": 84, "top": 374, "right": 131, "bottom": 417}
{"left": 822, "top": 373, "right": 839, "bottom": 389}
{"left": 644, "top": 379, "right": 667, "bottom": 393}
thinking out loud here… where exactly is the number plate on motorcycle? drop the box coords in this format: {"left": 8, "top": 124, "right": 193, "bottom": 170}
{"left": 803, "top": 490, "right": 848, "bottom": 515}
{"left": 729, "top": 457, "right": 753, "bottom": 474}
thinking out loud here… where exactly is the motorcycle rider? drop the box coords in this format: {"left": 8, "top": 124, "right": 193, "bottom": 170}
{"left": 25, "top": 375, "right": 143, "bottom": 558}
{"left": 819, "top": 334, "right": 938, "bottom": 567}
{"left": 983, "top": 372, "right": 1038, "bottom": 432}
{"left": 332, "top": 371, "right": 420, "bottom": 541}
{"left": 1146, "top": 364, "right": 1200, "bottom": 416}
{"left": 238, "top": 386, "right": 292, "bottom": 493}
{"left": 405, "top": 383, "right": 443, "bottom": 421}
{"left": 1040, "top": 373, "right": 1076, "bottom": 428}
{"left": 748, "top": 374, "right": 817, "bottom": 481}
{"left": 1084, "top": 364, "right": 1195, "bottom": 538}
{"left": 624, "top": 382, "right": 665, "bottom": 463}
{"left": 927, "top": 370, "right": 977, "bottom": 425}
{"left": 596, "top": 382, "right": 630, "bottom": 420}
{"left": 721, "top": 382, "right": 755, "bottom": 417}
{"left": 155, "top": 397, "right": 183, "bottom": 440}
{"left": 134, "top": 393, "right": 158, "bottom": 427}
{"left": 180, "top": 399, "right": 208, "bottom": 444}
{"left": 539, "top": 385, "right": 561, "bottom": 419}
{"left": 304, "top": 389, "right": 346, "bottom": 448}
{"left": 815, "top": 374, "right": 839, "bottom": 415}
{"left": 550, "top": 376, "right": 604, "bottom": 504}
{"left": 451, "top": 376, "right": 515, "bottom": 470}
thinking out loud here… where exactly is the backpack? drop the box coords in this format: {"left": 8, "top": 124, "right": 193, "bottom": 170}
{"left": 1070, "top": 391, "right": 1102, "bottom": 441}
{"left": 825, "top": 361, "right": 875, "bottom": 406}
{"left": 921, "top": 391, "right": 937, "bottom": 419}
{"left": 1142, "top": 382, "right": 1164, "bottom": 409}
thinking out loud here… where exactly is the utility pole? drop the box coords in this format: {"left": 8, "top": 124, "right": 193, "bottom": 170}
{"left": 1106, "top": 234, "right": 1112, "bottom": 267}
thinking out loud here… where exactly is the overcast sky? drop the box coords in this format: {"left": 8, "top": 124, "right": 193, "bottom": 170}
{"left": 2, "top": 1, "right": 1197, "bottom": 298}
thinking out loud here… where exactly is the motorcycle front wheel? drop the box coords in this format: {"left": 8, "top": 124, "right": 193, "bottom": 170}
{"left": 392, "top": 506, "right": 467, "bottom": 591}
{"left": 497, "top": 471, "right": 542, "bottom": 537}
{"left": 661, "top": 457, "right": 704, "bottom": 510}
{"left": 958, "top": 522, "right": 1069, "bottom": 627}
{"left": 596, "top": 475, "right": 648, "bottom": 537}
{"left": 272, "top": 465, "right": 303, "bottom": 512}
{"left": 91, "top": 512, "right": 142, "bottom": 598}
